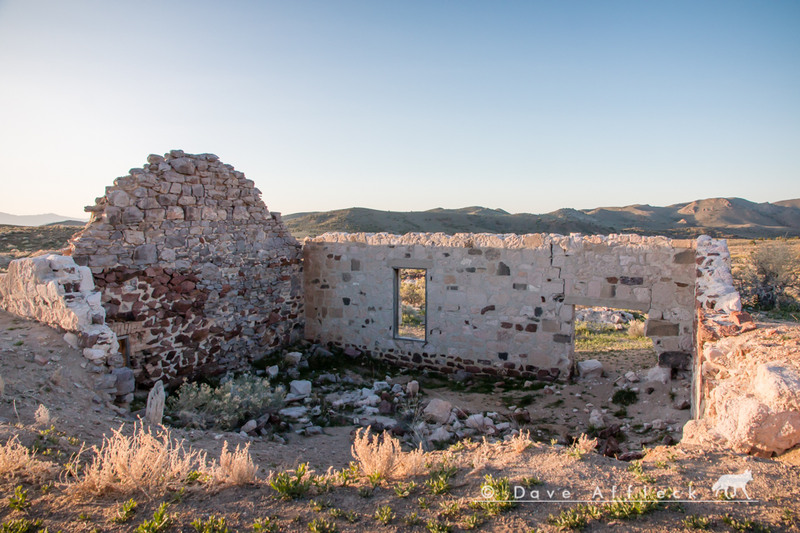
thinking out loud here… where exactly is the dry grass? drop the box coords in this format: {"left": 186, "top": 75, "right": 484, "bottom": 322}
{"left": 508, "top": 430, "right": 534, "bottom": 453}
{"left": 211, "top": 441, "right": 257, "bottom": 485}
{"left": 0, "top": 435, "right": 53, "bottom": 481}
{"left": 627, "top": 320, "right": 646, "bottom": 338}
{"left": 67, "top": 423, "right": 208, "bottom": 498}
{"left": 351, "top": 427, "right": 427, "bottom": 481}
{"left": 34, "top": 404, "right": 53, "bottom": 426}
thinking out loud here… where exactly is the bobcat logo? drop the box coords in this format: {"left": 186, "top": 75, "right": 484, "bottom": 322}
{"left": 712, "top": 470, "right": 753, "bottom": 499}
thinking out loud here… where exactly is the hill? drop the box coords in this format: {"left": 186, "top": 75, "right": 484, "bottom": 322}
{"left": 285, "top": 197, "right": 800, "bottom": 239}
{"left": 0, "top": 211, "right": 88, "bottom": 226}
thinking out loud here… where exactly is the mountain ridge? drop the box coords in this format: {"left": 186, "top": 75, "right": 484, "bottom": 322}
{"left": 0, "top": 212, "right": 88, "bottom": 226}
{"left": 284, "top": 197, "right": 800, "bottom": 239}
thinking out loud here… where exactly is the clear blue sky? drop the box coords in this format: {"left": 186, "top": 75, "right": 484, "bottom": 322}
{"left": 1, "top": 1, "right": 798, "bottom": 218}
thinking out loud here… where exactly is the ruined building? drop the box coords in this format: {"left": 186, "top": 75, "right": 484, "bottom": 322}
{"left": 0, "top": 151, "right": 754, "bottom": 416}
{"left": 68, "top": 151, "right": 303, "bottom": 387}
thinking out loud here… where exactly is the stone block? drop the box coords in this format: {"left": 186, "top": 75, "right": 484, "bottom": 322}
{"left": 577, "top": 359, "right": 603, "bottom": 379}
{"left": 645, "top": 319, "right": 679, "bottom": 337}
{"left": 423, "top": 398, "right": 452, "bottom": 424}
{"left": 133, "top": 244, "right": 157, "bottom": 264}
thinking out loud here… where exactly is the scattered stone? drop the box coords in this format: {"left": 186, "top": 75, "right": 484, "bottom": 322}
{"left": 423, "top": 398, "right": 453, "bottom": 424}
{"left": 313, "top": 346, "right": 334, "bottom": 358}
{"left": 577, "top": 359, "right": 603, "bottom": 380}
{"left": 343, "top": 346, "right": 361, "bottom": 358}
{"left": 267, "top": 365, "right": 279, "bottom": 378}
{"left": 601, "top": 436, "right": 621, "bottom": 457}
{"left": 617, "top": 451, "right": 644, "bottom": 462}
{"left": 372, "top": 381, "right": 390, "bottom": 392}
{"left": 285, "top": 352, "right": 303, "bottom": 366}
{"left": 589, "top": 409, "right": 605, "bottom": 428}
{"left": 406, "top": 380, "right": 420, "bottom": 396}
{"left": 624, "top": 371, "right": 639, "bottom": 383}
{"left": 674, "top": 399, "right": 691, "bottom": 410}
{"left": 241, "top": 419, "right": 257, "bottom": 433}
{"left": 646, "top": 366, "right": 671, "bottom": 384}
{"left": 279, "top": 406, "right": 308, "bottom": 419}
{"left": 289, "top": 380, "right": 312, "bottom": 397}
{"left": 429, "top": 426, "right": 453, "bottom": 442}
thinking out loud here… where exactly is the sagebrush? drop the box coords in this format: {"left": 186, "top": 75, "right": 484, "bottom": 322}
{"left": 168, "top": 373, "right": 285, "bottom": 431}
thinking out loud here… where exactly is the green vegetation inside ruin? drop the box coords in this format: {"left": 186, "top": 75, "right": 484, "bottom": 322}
{"left": 574, "top": 320, "right": 652, "bottom": 353}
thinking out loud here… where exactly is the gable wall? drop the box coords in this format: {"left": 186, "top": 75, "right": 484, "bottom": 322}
{"left": 69, "top": 151, "right": 303, "bottom": 386}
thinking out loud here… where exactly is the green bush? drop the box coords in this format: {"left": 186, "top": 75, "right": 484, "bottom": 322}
{"left": 168, "top": 373, "right": 285, "bottom": 430}
{"left": 735, "top": 240, "right": 800, "bottom": 311}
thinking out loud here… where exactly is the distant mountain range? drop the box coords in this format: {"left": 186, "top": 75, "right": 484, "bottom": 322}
{"left": 284, "top": 197, "right": 800, "bottom": 239}
{"left": 0, "top": 212, "right": 87, "bottom": 226}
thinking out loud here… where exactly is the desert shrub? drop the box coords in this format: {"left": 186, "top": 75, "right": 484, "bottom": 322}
{"left": 34, "top": 404, "right": 53, "bottom": 427}
{"left": 565, "top": 434, "right": 597, "bottom": 460}
{"left": 112, "top": 498, "right": 138, "bottom": 524}
{"left": 0, "top": 435, "right": 52, "bottom": 481}
{"left": 0, "top": 518, "right": 43, "bottom": 533}
{"left": 351, "top": 427, "right": 426, "bottom": 481}
{"left": 211, "top": 441, "right": 257, "bottom": 485}
{"left": 612, "top": 389, "right": 639, "bottom": 406}
{"left": 735, "top": 240, "right": 800, "bottom": 311}
{"left": 191, "top": 515, "right": 229, "bottom": 533}
{"left": 168, "top": 373, "right": 285, "bottom": 431}
{"left": 374, "top": 505, "right": 395, "bottom": 525}
{"left": 479, "top": 474, "right": 515, "bottom": 515}
{"left": 8, "top": 486, "right": 30, "bottom": 511}
{"left": 135, "top": 503, "right": 172, "bottom": 533}
{"left": 425, "top": 462, "right": 457, "bottom": 495}
{"left": 68, "top": 423, "right": 208, "bottom": 498}
{"left": 269, "top": 463, "right": 313, "bottom": 500}
{"left": 308, "top": 517, "right": 338, "bottom": 533}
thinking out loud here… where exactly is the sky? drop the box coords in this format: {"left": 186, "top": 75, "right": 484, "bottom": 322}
{"left": 0, "top": 1, "right": 798, "bottom": 219}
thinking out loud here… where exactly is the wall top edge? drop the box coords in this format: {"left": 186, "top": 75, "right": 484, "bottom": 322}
{"left": 305, "top": 232, "right": 701, "bottom": 250}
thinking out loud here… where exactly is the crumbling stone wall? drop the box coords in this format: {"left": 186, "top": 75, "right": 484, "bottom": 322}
{"left": 0, "top": 254, "right": 134, "bottom": 403}
{"left": 69, "top": 151, "right": 304, "bottom": 387}
{"left": 303, "top": 232, "right": 698, "bottom": 379}
{"left": 0, "top": 253, "right": 121, "bottom": 364}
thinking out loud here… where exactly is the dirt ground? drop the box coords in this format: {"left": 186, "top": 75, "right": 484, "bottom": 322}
{"left": 1, "top": 310, "right": 799, "bottom": 532}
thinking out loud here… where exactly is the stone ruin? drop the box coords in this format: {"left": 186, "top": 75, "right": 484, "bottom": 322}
{"left": 1, "top": 150, "right": 793, "bottom": 456}
{"left": 66, "top": 150, "right": 301, "bottom": 393}
{"left": 304, "top": 232, "right": 698, "bottom": 382}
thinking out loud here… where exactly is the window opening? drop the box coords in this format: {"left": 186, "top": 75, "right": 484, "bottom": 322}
{"left": 394, "top": 268, "right": 427, "bottom": 341}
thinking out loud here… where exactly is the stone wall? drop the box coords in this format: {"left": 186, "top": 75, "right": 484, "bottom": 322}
{"left": 0, "top": 254, "right": 134, "bottom": 403}
{"left": 68, "top": 150, "right": 304, "bottom": 387}
{"left": 303, "top": 232, "right": 698, "bottom": 379}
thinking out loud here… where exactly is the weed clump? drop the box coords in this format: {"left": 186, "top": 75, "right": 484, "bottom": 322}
{"left": 68, "top": 423, "right": 208, "bottom": 498}
{"left": 0, "top": 435, "right": 52, "bottom": 482}
{"left": 612, "top": 389, "right": 639, "bottom": 406}
{"left": 351, "top": 427, "right": 425, "bottom": 481}
{"left": 269, "top": 463, "right": 313, "bottom": 500}
{"left": 211, "top": 441, "right": 257, "bottom": 485}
